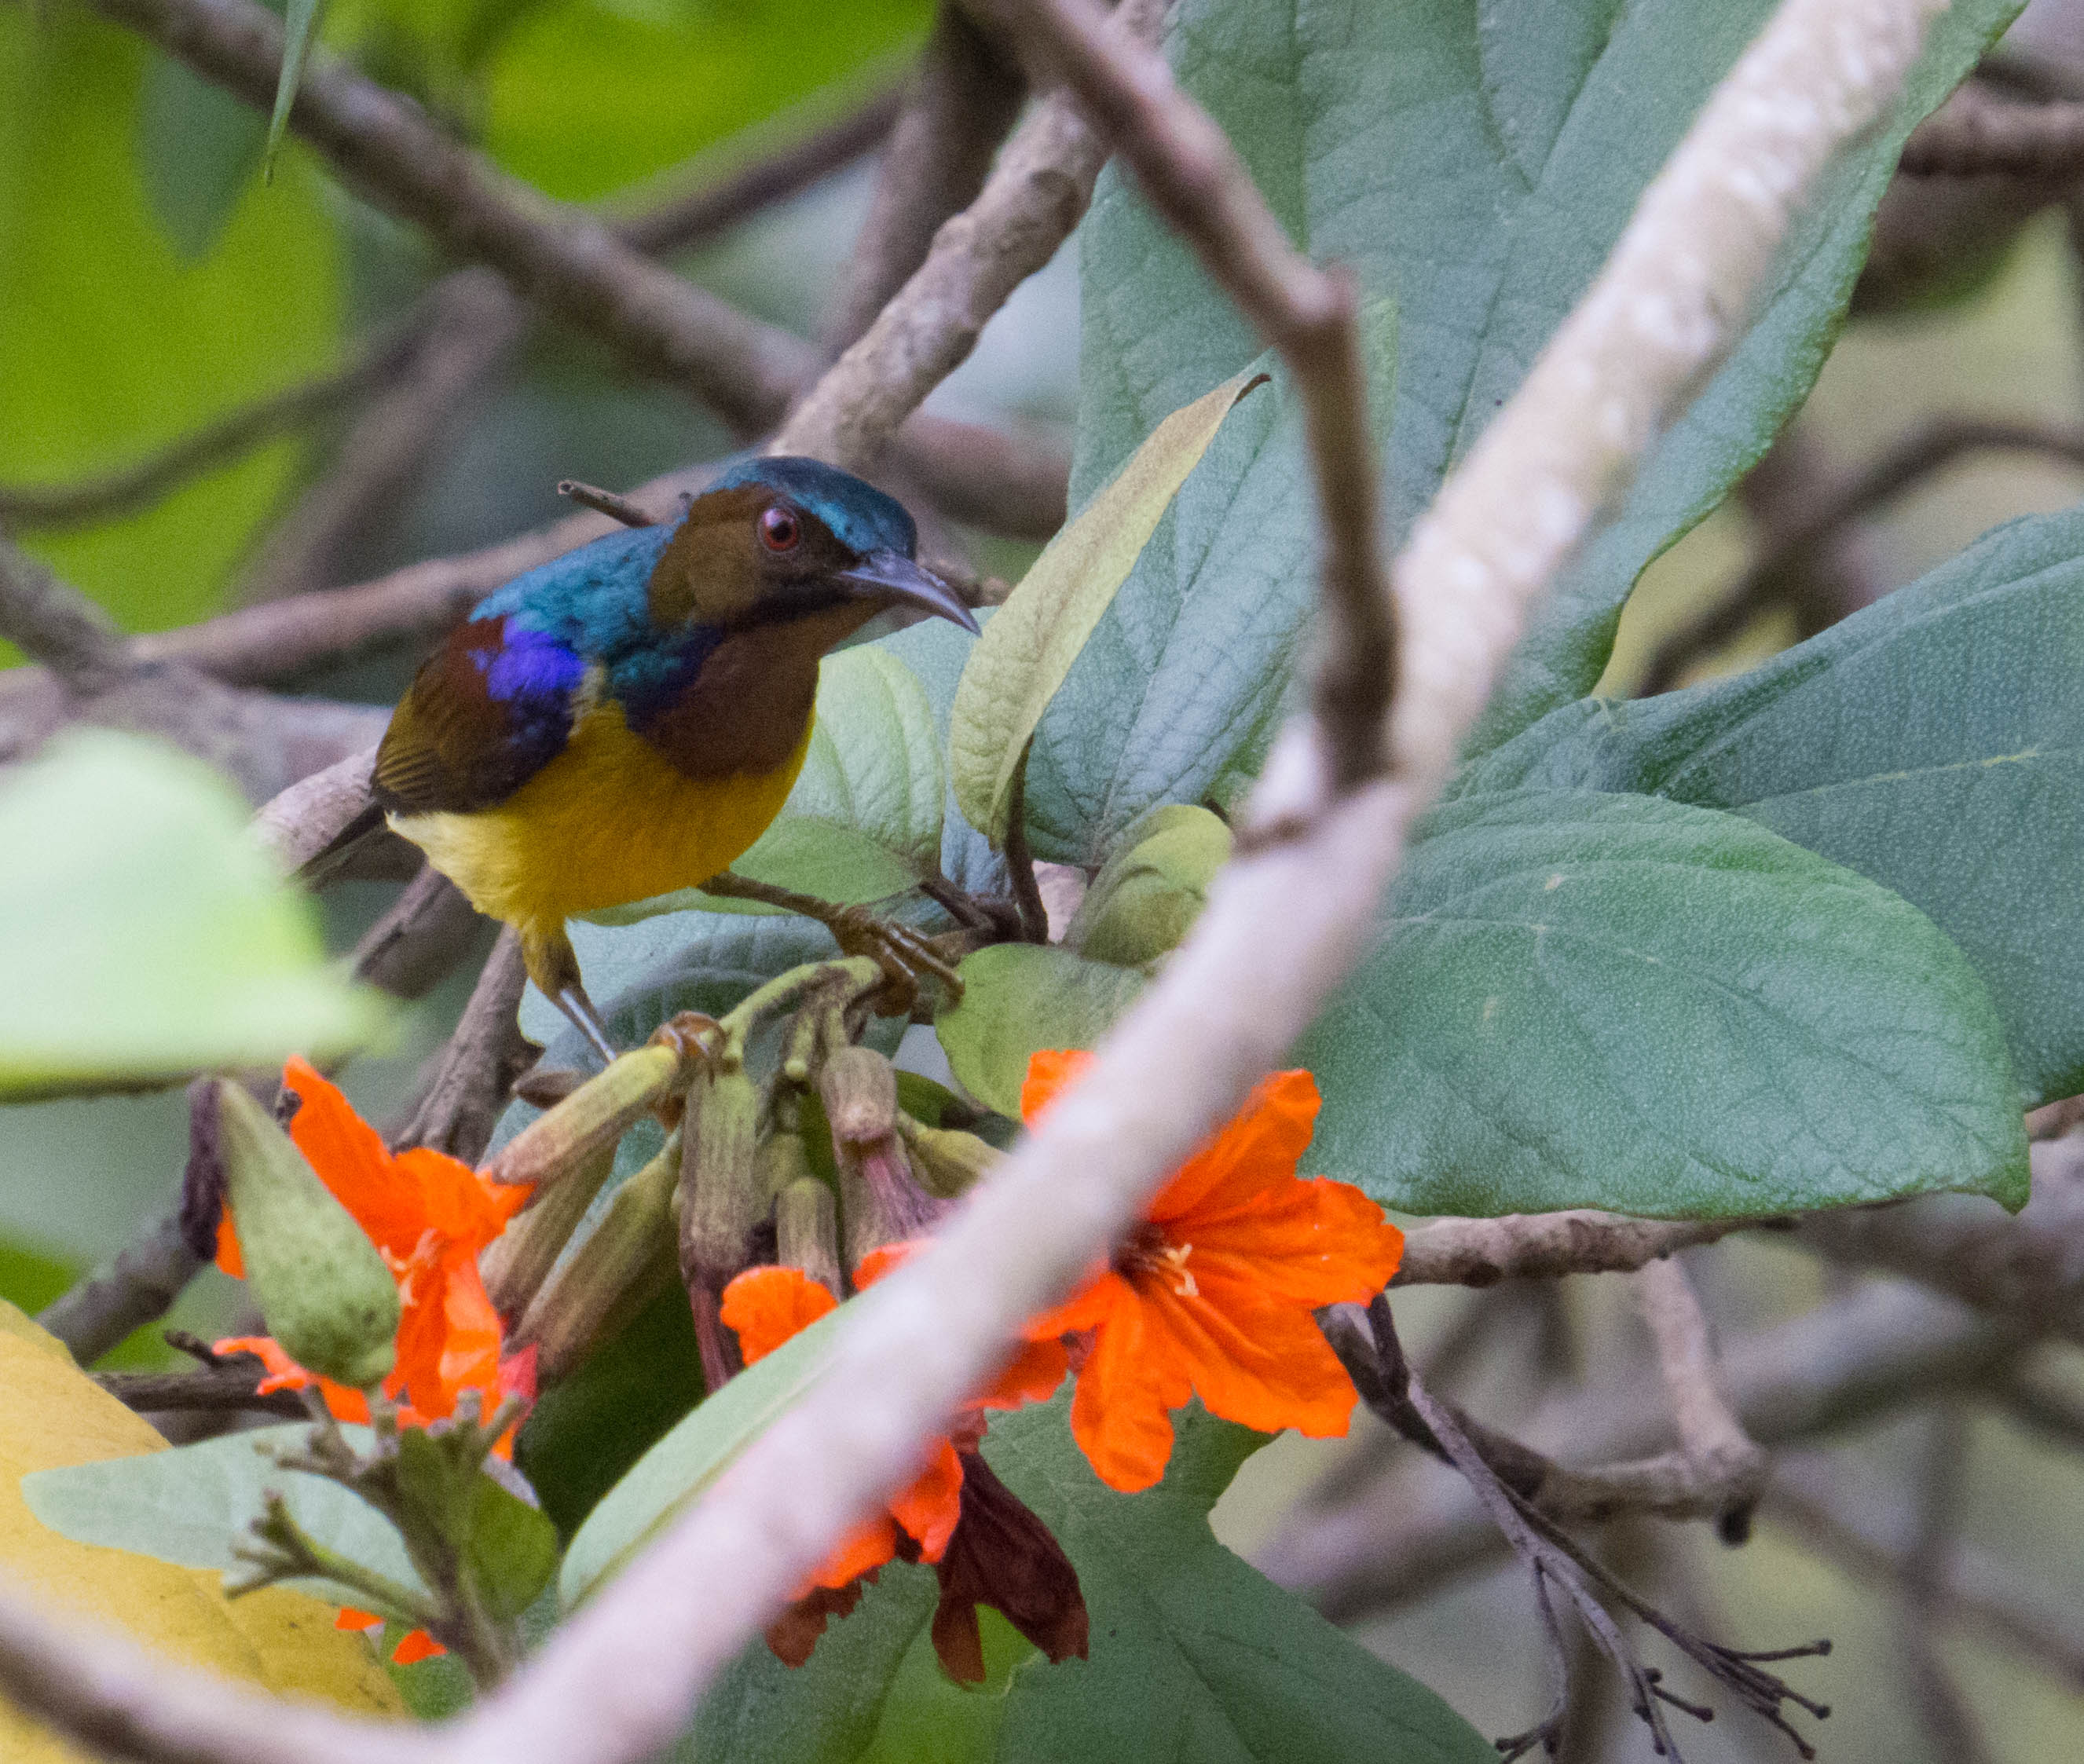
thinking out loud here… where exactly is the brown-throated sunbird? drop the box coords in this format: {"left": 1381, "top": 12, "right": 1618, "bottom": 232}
{"left": 362, "top": 457, "right": 978, "bottom": 1061}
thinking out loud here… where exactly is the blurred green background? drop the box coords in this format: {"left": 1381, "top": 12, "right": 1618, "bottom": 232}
{"left": 2, "top": 1, "right": 2081, "bottom": 1759}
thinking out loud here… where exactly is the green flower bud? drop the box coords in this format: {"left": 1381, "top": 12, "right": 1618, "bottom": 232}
{"left": 821, "top": 1047, "right": 941, "bottom": 1264}
{"left": 512, "top": 1133, "right": 679, "bottom": 1382}
{"left": 484, "top": 1032, "right": 697, "bottom": 1190}
{"left": 898, "top": 1116, "right": 1003, "bottom": 1199}
{"left": 677, "top": 1067, "right": 765, "bottom": 1296}
{"left": 1066, "top": 803, "right": 1232, "bottom": 968}
{"left": 212, "top": 1079, "right": 397, "bottom": 1390}
{"left": 478, "top": 1136, "right": 618, "bottom": 1322}
{"left": 775, "top": 1177, "right": 841, "bottom": 1299}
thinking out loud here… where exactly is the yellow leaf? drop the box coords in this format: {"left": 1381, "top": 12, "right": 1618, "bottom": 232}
{"left": 0, "top": 1302, "right": 403, "bottom": 1757}
{"left": 949, "top": 371, "right": 1269, "bottom": 844}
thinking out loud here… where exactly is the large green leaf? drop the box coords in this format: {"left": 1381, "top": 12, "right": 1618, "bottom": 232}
{"left": 686, "top": 1397, "right": 1495, "bottom": 1764}
{"left": 0, "top": 733, "right": 382, "bottom": 1095}
{"left": 1457, "top": 508, "right": 2084, "bottom": 1107}
{"left": 1031, "top": 0, "right": 2016, "bottom": 862}
{"left": 1297, "top": 790, "right": 2027, "bottom": 1220}
{"left": 23, "top": 1422, "right": 427, "bottom": 1612}
{"left": 950, "top": 371, "right": 1267, "bottom": 847}
{"left": 936, "top": 944, "right": 1147, "bottom": 1118}
{"left": 0, "top": 5, "right": 339, "bottom": 649}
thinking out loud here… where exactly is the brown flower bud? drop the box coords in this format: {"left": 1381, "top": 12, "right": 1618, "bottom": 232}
{"left": 821, "top": 1048, "right": 943, "bottom": 1266}
{"left": 775, "top": 1177, "right": 841, "bottom": 1301}
{"left": 511, "top": 1133, "right": 679, "bottom": 1382}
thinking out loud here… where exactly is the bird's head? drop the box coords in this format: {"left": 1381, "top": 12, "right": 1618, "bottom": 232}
{"left": 644, "top": 456, "right": 980, "bottom": 640}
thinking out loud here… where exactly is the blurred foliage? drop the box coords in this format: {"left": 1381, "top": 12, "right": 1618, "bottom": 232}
{"left": 0, "top": 2, "right": 337, "bottom": 653}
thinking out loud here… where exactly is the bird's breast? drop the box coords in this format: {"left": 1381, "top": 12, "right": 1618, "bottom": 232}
{"left": 388, "top": 697, "right": 811, "bottom": 932}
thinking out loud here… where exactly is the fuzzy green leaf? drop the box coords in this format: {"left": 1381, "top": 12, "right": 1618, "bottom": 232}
{"left": 1299, "top": 791, "right": 2027, "bottom": 1219}
{"left": 936, "top": 944, "right": 1148, "bottom": 1118}
{"left": 950, "top": 371, "right": 1266, "bottom": 847}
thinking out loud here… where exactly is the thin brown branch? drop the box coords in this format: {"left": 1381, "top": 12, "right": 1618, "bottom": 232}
{"left": 978, "top": 0, "right": 1393, "bottom": 790}
{"left": 1633, "top": 1256, "right": 1768, "bottom": 1537}
{"left": 617, "top": 86, "right": 906, "bottom": 260}
{"left": 35, "top": 1213, "right": 201, "bottom": 1368}
{"left": 249, "top": 743, "right": 379, "bottom": 873}
{"left": 821, "top": 5, "right": 1027, "bottom": 355}
{"left": 1901, "top": 79, "right": 2084, "bottom": 177}
{"left": 1643, "top": 415, "right": 2084, "bottom": 694}
{"left": 1393, "top": 1210, "right": 1758, "bottom": 1287}
{"left": 0, "top": 536, "right": 128, "bottom": 693}
{"left": 773, "top": 64, "right": 1118, "bottom": 471}
{"left": 1895, "top": 1407, "right": 1995, "bottom": 1764}
{"left": 347, "top": 863, "right": 485, "bottom": 1004}
{"left": 388, "top": 928, "right": 535, "bottom": 1164}
{"left": 94, "top": 1360, "right": 305, "bottom": 1419}
{"left": 1270, "top": 1283, "right": 2016, "bottom": 1621}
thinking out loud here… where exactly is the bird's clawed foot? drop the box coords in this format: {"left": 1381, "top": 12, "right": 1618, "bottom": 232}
{"left": 701, "top": 872, "right": 964, "bottom": 1015}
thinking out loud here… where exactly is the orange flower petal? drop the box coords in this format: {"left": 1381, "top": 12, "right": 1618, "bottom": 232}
{"left": 720, "top": 1266, "right": 838, "bottom": 1367}
{"left": 888, "top": 1437, "right": 965, "bottom": 1565}
{"left": 1024, "top": 1267, "right": 1126, "bottom": 1343}
{"left": 334, "top": 1608, "right": 381, "bottom": 1633}
{"left": 1150, "top": 1070, "right": 1320, "bottom": 1222}
{"left": 394, "top": 1146, "right": 532, "bottom": 1253}
{"left": 1137, "top": 1275, "right": 1359, "bottom": 1440}
{"left": 1065, "top": 1287, "right": 1192, "bottom": 1492}
{"left": 1186, "top": 1178, "right": 1405, "bottom": 1308}
{"left": 390, "top": 1630, "right": 446, "bottom": 1665}
{"left": 1019, "top": 1049, "right": 1095, "bottom": 1123}
{"left": 280, "top": 1059, "right": 419, "bottom": 1252}
{"left": 434, "top": 1252, "right": 505, "bottom": 1412}
{"left": 214, "top": 1216, "right": 244, "bottom": 1280}
{"left": 810, "top": 1515, "right": 900, "bottom": 1590}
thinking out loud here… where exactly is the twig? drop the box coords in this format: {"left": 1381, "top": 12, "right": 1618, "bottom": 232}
{"left": 347, "top": 864, "right": 485, "bottom": 1004}
{"left": 1271, "top": 1283, "right": 2016, "bottom": 1620}
{"left": 35, "top": 1212, "right": 201, "bottom": 1367}
{"left": 617, "top": 86, "right": 906, "bottom": 260}
{"left": 1642, "top": 415, "right": 2084, "bottom": 693}
{"left": 555, "top": 481, "right": 655, "bottom": 529}
{"left": 248, "top": 743, "right": 379, "bottom": 873}
{"left": 94, "top": 1361, "right": 306, "bottom": 1419}
{"left": 820, "top": 4, "right": 1027, "bottom": 354}
{"left": 1633, "top": 1257, "right": 1768, "bottom": 1539}
{"left": 775, "top": 0, "right": 1146, "bottom": 470}
{"left": 1901, "top": 79, "right": 2084, "bottom": 177}
{"left": 387, "top": 929, "right": 535, "bottom": 1163}
{"left": 1393, "top": 1210, "right": 1758, "bottom": 1288}
{"left": 0, "top": 535, "right": 128, "bottom": 693}
{"left": 979, "top": 0, "right": 1394, "bottom": 792}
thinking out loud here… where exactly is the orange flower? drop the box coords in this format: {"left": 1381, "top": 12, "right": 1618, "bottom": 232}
{"left": 723, "top": 1250, "right": 1082, "bottom": 1678}
{"left": 333, "top": 1607, "right": 444, "bottom": 1666}
{"left": 215, "top": 1057, "right": 531, "bottom": 1422}
{"left": 1022, "top": 1050, "right": 1405, "bottom": 1494}
{"left": 721, "top": 1257, "right": 963, "bottom": 1590}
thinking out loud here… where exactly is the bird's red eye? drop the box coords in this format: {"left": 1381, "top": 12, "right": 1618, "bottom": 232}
{"left": 759, "top": 506, "right": 800, "bottom": 553}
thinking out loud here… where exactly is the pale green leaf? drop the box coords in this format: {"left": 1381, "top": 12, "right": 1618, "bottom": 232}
{"left": 0, "top": 732, "right": 382, "bottom": 1096}
{"left": 23, "top": 1422, "right": 428, "bottom": 1614}
{"left": 935, "top": 944, "right": 1146, "bottom": 1118}
{"left": 950, "top": 371, "right": 1266, "bottom": 847}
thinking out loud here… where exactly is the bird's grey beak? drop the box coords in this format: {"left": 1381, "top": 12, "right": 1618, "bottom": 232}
{"left": 836, "top": 551, "right": 980, "bottom": 635}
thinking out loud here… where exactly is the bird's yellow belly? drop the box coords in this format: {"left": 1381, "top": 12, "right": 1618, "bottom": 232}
{"left": 390, "top": 701, "right": 810, "bottom": 935}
